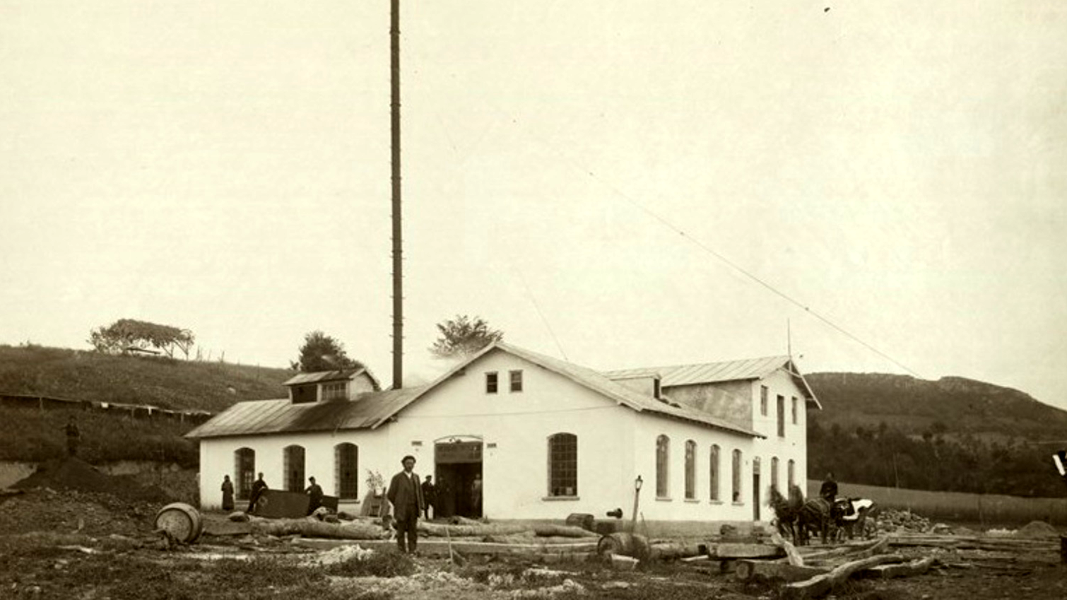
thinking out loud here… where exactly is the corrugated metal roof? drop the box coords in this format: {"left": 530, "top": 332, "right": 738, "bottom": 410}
{"left": 185, "top": 386, "right": 428, "bottom": 439}
{"left": 604, "top": 356, "right": 821, "bottom": 408}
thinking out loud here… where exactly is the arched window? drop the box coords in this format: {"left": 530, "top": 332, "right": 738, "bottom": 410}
{"left": 283, "top": 445, "right": 306, "bottom": 492}
{"left": 732, "top": 449, "right": 742, "bottom": 503}
{"left": 788, "top": 459, "right": 796, "bottom": 489}
{"left": 656, "top": 435, "right": 670, "bottom": 498}
{"left": 548, "top": 433, "right": 577, "bottom": 497}
{"left": 334, "top": 443, "right": 359, "bottom": 499}
{"left": 709, "top": 445, "right": 720, "bottom": 501}
{"left": 771, "top": 457, "right": 780, "bottom": 493}
{"left": 684, "top": 440, "right": 697, "bottom": 500}
{"left": 234, "top": 448, "right": 255, "bottom": 500}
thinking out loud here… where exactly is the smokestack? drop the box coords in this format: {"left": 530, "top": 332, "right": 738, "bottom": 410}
{"left": 390, "top": 0, "right": 403, "bottom": 390}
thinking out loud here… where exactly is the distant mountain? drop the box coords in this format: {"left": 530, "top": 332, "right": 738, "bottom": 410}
{"left": 806, "top": 372, "right": 1067, "bottom": 442}
{"left": 0, "top": 344, "right": 291, "bottom": 413}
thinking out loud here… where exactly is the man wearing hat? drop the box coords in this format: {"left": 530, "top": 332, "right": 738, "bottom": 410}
{"left": 387, "top": 455, "right": 425, "bottom": 554}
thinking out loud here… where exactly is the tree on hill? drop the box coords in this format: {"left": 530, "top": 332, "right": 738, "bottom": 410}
{"left": 291, "top": 331, "right": 364, "bottom": 372}
{"left": 87, "top": 319, "right": 195, "bottom": 358}
{"left": 429, "top": 315, "right": 503, "bottom": 359}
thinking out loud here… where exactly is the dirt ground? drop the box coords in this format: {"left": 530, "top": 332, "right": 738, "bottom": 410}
{"left": 1, "top": 461, "right": 1065, "bottom": 600}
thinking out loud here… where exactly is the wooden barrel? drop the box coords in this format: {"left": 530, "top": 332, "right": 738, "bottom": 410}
{"left": 154, "top": 502, "right": 203, "bottom": 543}
{"left": 596, "top": 532, "right": 650, "bottom": 560}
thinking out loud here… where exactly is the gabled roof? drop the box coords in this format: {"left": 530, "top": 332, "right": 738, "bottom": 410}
{"left": 187, "top": 342, "right": 763, "bottom": 440}
{"left": 370, "top": 342, "right": 762, "bottom": 437}
{"left": 605, "top": 356, "right": 821, "bottom": 409}
{"left": 283, "top": 367, "right": 381, "bottom": 391}
{"left": 185, "top": 385, "right": 427, "bottom": 439}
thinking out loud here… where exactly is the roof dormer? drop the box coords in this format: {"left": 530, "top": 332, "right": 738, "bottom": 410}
{"left": 283, "top": 368, "right": 381, "bottom": 404}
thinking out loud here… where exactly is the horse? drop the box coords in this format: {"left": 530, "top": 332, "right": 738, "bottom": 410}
{"left": 832, "top": 497, "right": 878, "bottom": 541}
{"left": 796, "top": 495, "right": 835, "bottom": 545}
{"left": 768, "top": 485, "right": 805, "bottom": 545}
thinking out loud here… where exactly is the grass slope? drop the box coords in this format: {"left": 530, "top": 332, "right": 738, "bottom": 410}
{"left": 0, "top": 344, "right": 292, "bottom": 413}
{"left": 806, "top": 372, "right": 1067, "bottom": 441}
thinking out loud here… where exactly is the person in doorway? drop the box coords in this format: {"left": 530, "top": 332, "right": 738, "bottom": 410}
{"left": 248, "top": 472, "right": 268, "bottom": 514}
{"left": 221, "top": 475, "right": 235, "bottom": 511}
{"left": 64, "top": 416, "right": 81, "bottom": 457}
{"left": 386, "top": 455, "right": 425, "bottom": 554}
{"left": 471, "top": 473, "right": 483, "bottom": 518}
{"left": 819, "top": 472, "right": 838, "bottom": 504}
{"left": 421, "top": 475, "right": 436, "bottom": 520}
{"left": 437, "top": 476, "right": 454, "bottom": 519}
{"left": 305, "top": 476, "right": 324, "bottom": 515}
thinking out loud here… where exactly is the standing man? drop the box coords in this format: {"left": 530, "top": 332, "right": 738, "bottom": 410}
{"left": 305, "top": 476, "right": 324, "bottom": 515}
{"left": 420, "top": 475, "right": 436, "bottom": 520}
{"left": 221, "top": 475, "right": 235, "bottom": 511}
{"left": 248, "top": 472, "right": 268, "bottom": 514}
{"left": 820, "top": 472, "right": 838, "bottom": 504}
{"left": 387, "top": 455, "right": 425, "bottom": 554}
{"left": 64, "top": 416, "right": 81, "bottom": 457}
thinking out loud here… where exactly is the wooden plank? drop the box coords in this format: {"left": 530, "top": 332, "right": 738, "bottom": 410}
{"left": 708, "top": 543, "right": 784, "bottom": 559}
{"left": 772, "top": 532, "right": 804, "bottom": 566}
{"left": 782, "top": 554, "right": 905, "bottom": 600}
{"left": 861, "top": 557, "right": 936, "bottom": 579}
{"left": 293, "top": 537, "right": 595, "bottom": 559}
{"left": 736, "top": 560, "right": 829, "bottom": 583}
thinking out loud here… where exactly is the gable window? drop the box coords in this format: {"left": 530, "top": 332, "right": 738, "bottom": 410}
{"left": 732, "top": 449, "right": 742, "bottom": 503}
{"left": 777, "top": 395, "right": 786, "bottom": 437}
{"left": 656, "top": 435, "right": 670, "bottom": 498}
{"left": 771, "top": 456, "right": 780, "bottom": 493}
{"left": 709, "top": 445, "right": 720, "bottom": 501}
{"left": 322, "top": 382, "right": 347, "bottom": 401}
{"left": 791, "top": 397, "right": 798, "bottom": 424}
{"left": 509, "top": 370, "right": 523, "bottom": 392}
{"left": 684, "top": 440, "right": 697, "bottom": 500}
{"left": 334, "top": 443, "right": 358, "bottom": 500}
{"left": 760, "top": 386, "right": 768, "bottom": 416}
{"left": 284, "top": 445, "right": 306, "bottom": 492}
{"left": 788, "top": 459, "right": 796, "bottom": 489}
{"left": 486, "top": 372, "right": 499, "bottom": 394}
{"left": 234, "top": 448, "right": 255, "bottom": 500}
{"left": 548, "top": 433, "right": 577, "bottom": 497}
{"left": 292, "top": 384, "right": 317, "bottom": 404}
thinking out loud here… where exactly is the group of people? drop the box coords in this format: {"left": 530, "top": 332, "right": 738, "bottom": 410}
{"left": 219, "top": 455, "right": 475, "bottom": 555}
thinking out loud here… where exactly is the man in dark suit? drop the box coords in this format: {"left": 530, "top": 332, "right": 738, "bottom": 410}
{"left": 387, "top": 455, "right": 425, "bottom": 554}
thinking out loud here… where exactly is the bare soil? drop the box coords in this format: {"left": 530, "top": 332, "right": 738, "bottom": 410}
{"left": 1, "top": 460, "right": 1065, "bottom": 600}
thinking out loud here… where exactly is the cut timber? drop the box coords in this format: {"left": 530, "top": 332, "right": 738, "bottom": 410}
{"left": 772, "top": 532, "right": 804, "bottom": 566}
{"left": 294, "top": 537, "right": 595, "bottom": 560}
{"left": 782, "top": 554, "right": 905, "bottom": 600}
{"left": 736, "top": 561, "right": 829, "bottom": 583}
{"left": 648, "top": 541, "right": 704, "bottom": 560}
{"left": 862, "top": 557, "right": 936, "bottom": 579}
{"left": 533, "top": 524, "right": 600, "bottom": 538}
{"left": 597, "top": 532, "right": 651, "bottom": 560}
{"left": 801, "top": 536, "right": 889, "bottom": 564}
{"left": 707, "top": 543, "right": 784, "bottom": 559}
{"left": 252, "top": 519, "right": 386, "bottom": 540}
{"left": 418, "top": 522, "right": 597, "bottom": 539}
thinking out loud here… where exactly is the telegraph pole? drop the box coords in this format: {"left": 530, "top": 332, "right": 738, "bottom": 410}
{"left": 390, "top": 0, "right": 404, "bottom": 389}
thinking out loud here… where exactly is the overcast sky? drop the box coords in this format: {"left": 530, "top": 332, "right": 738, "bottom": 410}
{"left": 2, "top": 1, "right": 1065, "bottom": 410}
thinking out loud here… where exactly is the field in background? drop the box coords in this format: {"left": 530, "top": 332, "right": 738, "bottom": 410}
{"left": 809, "top": 480, "right": 1067, "bottom": 528}
{"left": 0, "top": 344, "right": 291, "bottom": 413}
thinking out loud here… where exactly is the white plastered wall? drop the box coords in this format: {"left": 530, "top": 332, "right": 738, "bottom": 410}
{"left": 749, "top": 369, "right": 809, "bottom": 512}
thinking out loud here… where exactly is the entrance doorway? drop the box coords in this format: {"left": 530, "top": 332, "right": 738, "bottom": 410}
{"left": 752, "top": 457, "right": 761, "bottom": 521}
{"left": 434, "top": 439, "right": 483, "bottom": 519}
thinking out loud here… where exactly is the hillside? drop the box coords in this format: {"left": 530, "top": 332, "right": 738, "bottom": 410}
{"left": 0, "top": 344, "right": 291, "bottom": 413}
{"left": 806, "top": 372, "right": 1067, "bottom": 441}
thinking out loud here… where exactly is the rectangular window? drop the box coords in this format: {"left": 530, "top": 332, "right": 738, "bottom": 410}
{"left": 322, "top": 382, "right": 347, "bottom": 401}
{"left": 548, "top": 433, "right": 577, "bottom": 497}
{"left": 791, "top": 396, "right": 798, "bottom": 424}
{"left": 486, "top": 372, "right": 498, "bottom": 394}
{"left": 760, "top": 386, "right": 768, "bottom": 416}
{"left": 777, "top": 395, "right": 786, "bottom": 437}
{"left": 709, "top": 445, "right": 720, "bottom": 501}
{"left": 510, "top": 370, "right": 523, "bottom": 392}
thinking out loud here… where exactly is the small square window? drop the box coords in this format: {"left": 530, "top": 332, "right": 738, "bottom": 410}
{"left": 486, "top": 372, "right": 498, "bottom": 394}
{"left": 509, "top": 370, "right": 523, "bottom": 392}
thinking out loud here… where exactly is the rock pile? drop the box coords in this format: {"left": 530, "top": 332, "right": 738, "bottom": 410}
{"left": 870, "top": 509, "right": 932, "bottom": 534}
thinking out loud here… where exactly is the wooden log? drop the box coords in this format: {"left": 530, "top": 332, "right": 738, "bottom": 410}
{"left": 418, "top": 522, "right": 530, "bottom": 537}
{"left": 805, "top": 536, "right": 890, "bottom": 566}
{"left": 708, "top": 543, "right": 784, "bottom": 559}
{"left": 772, "top": 532, "right": 804, "bottom": 566}
{"left": 648, "top": 541, "right": 704, "bottom": 560}
{"left": 252, "top": 519, "right": 386, "bottom": 540}
{"left": 782, "top": 554, "right": 905, "bottom": 600}
{"left": 861, "top": 557, "right": 936, "bottom": 579}
{"left": 736, "top": 560, "right": 829, "bottom": 583}
{"left": 799, "top": 536, "right": 889, "bottom": 563}
{"left": 532, "top": 524, "right": 600, "bottom": 538}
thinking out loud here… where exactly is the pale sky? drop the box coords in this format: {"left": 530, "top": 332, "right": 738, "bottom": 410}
{"left": 2, "top": 2, "right": 1065, "bottom": 410}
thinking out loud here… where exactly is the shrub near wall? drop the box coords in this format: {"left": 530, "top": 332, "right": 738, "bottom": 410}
{"left": 808, "top": 481, "right": 1067, "bottom": 528}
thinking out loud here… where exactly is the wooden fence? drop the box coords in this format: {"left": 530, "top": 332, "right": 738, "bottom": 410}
{"left": 0, "top": 393, "right": 213, "bottom": 424}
